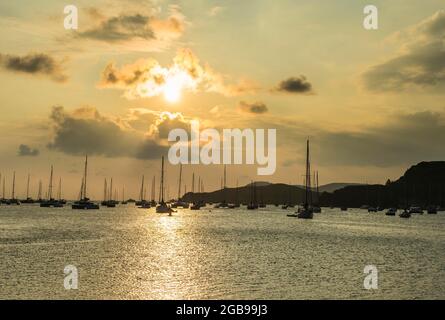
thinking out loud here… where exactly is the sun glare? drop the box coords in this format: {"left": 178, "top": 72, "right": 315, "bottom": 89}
{"left": 163, "top": 76, "right": 182, "bottom": 103}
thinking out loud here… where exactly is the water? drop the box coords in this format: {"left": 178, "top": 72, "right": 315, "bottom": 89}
{"left": 0, "top": 204, "right": 444, "bottom": 299}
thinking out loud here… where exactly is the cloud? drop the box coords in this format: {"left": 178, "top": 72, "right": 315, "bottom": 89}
{"left": 99, "top": 48, "right": 259, "bottom": 99}
{"left": 47, "top": 106, "right": 169, "bottom": 159}
{"left": 363, "top": 10, "right": 445, "bottom": 92}
{"left": 316, "top": 111, "right": 445, "bottom": 167}
{"left": 78, "top": 5, "right": 186, "bottom": 45}
{"left": 17, "top": 144, "right": 39, "bottom": 157}
{"left": 238, "top": 101, "right": 268, "bottom": 114}
{"left": 0, "top": 53, "right": 67, "bottom": 82}
{"left": 79, "top": 14, "right": 154, "bottom": 42}
{"left": 275, "top": 76, "right": 313, "bottom": 94}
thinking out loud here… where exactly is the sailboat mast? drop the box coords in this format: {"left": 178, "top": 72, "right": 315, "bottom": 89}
{"left": 12, "top": 171, "right": 16, "bottom": 200}
{"left": 160, "top": 156, "right": 165, "bottom": 203}
{"left": 140, "top": 175, "right": 144, "bottom": 201}
{"left": 305, "top": 140, "right": 311, "bottom": 208}
{"left": 177, "top": 163, "right": 182, "bottom": 200}
{"left": 48, "top": 165, "right": 53, "bottom": 200}
{"left": 2, "top": 176, "right": 4, "bottom": 199}
{"left": 83, "top": 155, "right": 88, "bottom": 199}
{"left": 151, "top": 175, "right": 156, "bottom": 201}
{"left": 236, "top": 179, "right": 239, "bottom": 204}
{"left": 38, "top": 180, "right": 42, "bottom": 200}
{"left": 79, "top": 177, "right": 84, "bottom": 200}
{"left": 57, "top": 177, "right": 62, "bottom": 200}
{"left": 26, "top": 174, "right": 30, "bottom": 199}
{"left": 316, "top": 171, "right": 319, "bottom": 204}
{"left": 104, "top": 179, "right": 107, "bottom": 201}
{"left": 110, "top": 178, "right": 113, "bottom": 201}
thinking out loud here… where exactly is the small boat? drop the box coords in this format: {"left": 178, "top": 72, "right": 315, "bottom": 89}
{"left": 190, "top": 203, "right": 201, "bottom": 210}
{"left": 156, "top": 202, "right": 172, "bottom": 213}
{"left": 427, "top": 206, "right": 437, "bottom": 214}
{"left": 409, "top": 206, "right": 423, "bottom": 214}
{"left": 139, "top": 202, "right": 151, "bottom": 208}
{"left": 247, "top": 203, "right": 258, "bottom": 210}
{"left": 385, "top": 208, "right": 397, "bottom": 216}
{"left": 368, "top": 207, "right": 377, "bottom": 212}
{"left": 341, "top": 207, "right": 348, "bottom": 211}
{"left": 312, "top": 206, "right": 321, "bottom": 213}
{"left": 297, "top": 207, "right": 314, "bottom": 219}
{"left": 399, "top": 209, "right": 411, "bottom": 218}
{"left": 72, "top": 199, "right": 99, "bottom": 210}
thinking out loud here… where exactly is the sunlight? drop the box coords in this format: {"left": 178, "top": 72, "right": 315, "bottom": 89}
{"left": 163, "top": 76, "right": 183, "bottom": 103}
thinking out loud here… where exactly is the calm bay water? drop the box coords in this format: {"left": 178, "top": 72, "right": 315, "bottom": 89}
{"left": 0, "top": 204, "right": 444, "bottom": 299}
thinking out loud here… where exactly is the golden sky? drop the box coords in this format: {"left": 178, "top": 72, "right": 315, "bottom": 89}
{"left": 0, "top": 0, "right": 444, "bottom": 200}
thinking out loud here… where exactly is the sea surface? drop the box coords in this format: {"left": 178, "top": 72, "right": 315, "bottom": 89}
{"left": 0, "top": 204, "right": 444, "bottom": 299}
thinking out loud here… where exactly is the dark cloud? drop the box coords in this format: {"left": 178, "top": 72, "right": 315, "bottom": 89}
{"left": 363, "top": 10, "right": 445, "bottom": 92}
{"left": 0, "top": 53, "right": 67, "bottom": 82}
{"left": 316, "top": 111, "right": 445, "bottom": 167}
{"left": 238, "top": 101, "right": 268, "bottom": 114}
{"left": 17, "top": 144, "right": 39, "bottom": 157}
{"left": 78, "top": 6, "right": 186, "bottom": 44}
{"left": 79, "top": 14, "right": 155, "bottom": 42}
{"left": 47, "top": 106, "right": 168, "bottom": 159}
{"left": 276, "top": 76, "right": 313, "bottom": 94}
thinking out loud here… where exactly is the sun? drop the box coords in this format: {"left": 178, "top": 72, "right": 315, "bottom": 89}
{"left": 163, "top": 73, "right": 185, "bottom": 103}
{"left": 163, "top": 80, "right": 181, "bottom": 103}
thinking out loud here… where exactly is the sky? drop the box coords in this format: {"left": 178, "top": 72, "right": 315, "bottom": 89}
{"left": 0, "top": 0, "right": 444, "bottom": 200}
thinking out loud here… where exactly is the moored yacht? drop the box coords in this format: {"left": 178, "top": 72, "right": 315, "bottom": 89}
{"left": 385, "top": 208, "right": 397, "bottom": 216}
{"left": 72, "top": 155, "right": 99, "bottom": 210}
{"left": 288, "top": 140, "right": 313, "bottom": 219}
{"left": 156, "top": 156, "right": 173, "bottom": 214}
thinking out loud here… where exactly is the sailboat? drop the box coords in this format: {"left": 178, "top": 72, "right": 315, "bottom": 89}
{"left": 229, "top": 179, "right": 240, "bottom": 209}
{"left": 288, "top": 140, "right": 313, "bottom": 219}
{"left": 72, "top": 155, "right": 99, "bottom": 210}
{"left": 101, "top": 178, "right": 108, "bottom": 206}
{"left": 149, "top": 176, "right": 157, "bottom": 207}
{"left": 36, "top": 179, "right": 43, "bottom": 203}
{"left": 156, "top": 156, "right": 172, "bottom": 214}
{"left": 312, "top": 171, "right": 321, "bottom": 213}
{"left": 172, "top": 164, "right": 189, "bottom": 208}
{"left": 105, "top": 178, "right": 116, "bottom": 207}
{"left": 399, "top": 181, "right": 411, "bottom": 218}
{"left": 9, "top": 171, "right": 21, "bottom": 205}
{"left": 247, "top": 181, "right": 258, "bottom": 210}
{"left": 121, "top": 186, "right": 128, "bottom": 205}
{"left": 0, "top": 174, "right": 5, "bottom": 204}
{"left": 136, "top": 175, "right": 150, "bottom": 208}
{"left": 21, "top": 174, "right": 34, "bottom": 204}
{"left": 190, "top": 175, "right": 201, "bottom": 210}
{"left": 40, "top": 165, "right": 60, "bottom": 207}
{"left": 53, "top": 177, "right": 64, "bottom": 207}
